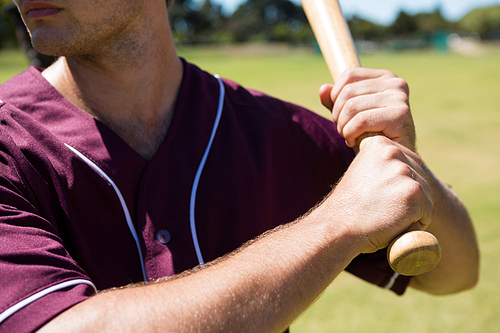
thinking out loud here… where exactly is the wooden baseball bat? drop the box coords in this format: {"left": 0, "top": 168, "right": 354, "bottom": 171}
{"left": 301, "top": 0, "right": 441, "bottom": 276}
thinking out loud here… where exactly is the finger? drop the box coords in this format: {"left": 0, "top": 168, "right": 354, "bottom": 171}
{"left": 412, "top": 169, "right": 434, "bottom": 221}
{"left": 341, "top": 105, "right": 412, "bottom": 148}
{"left": 388, "top": 144, "right": 434, "bottom": 229}
{"left": 341, "top": 107, "right": 388, "bottom": 147}
{"left": 409, "top": 169, "right": 434, "bottom": 231}
{"left": 335, "top": 89, "right": 412, "bottom": 146}
{"left": 332, "top": 75, "right": 408, "bottom": 124}
{"left": 365, "top": 138, "right": 434, "bottom": 229}
{"left": 330, "top": 68, "right": 397, "bottom": 107}
{"left": 319, "top": 84, "right": 334, "bottom": 110}
{"left": 335, "top": 90, "right": 397, "bottom": 142}
{"left": 331, "top": 79, "right": 380, "bottom": 124}
{"left": 402, "top": 152, "right": 434, "bottom": 215}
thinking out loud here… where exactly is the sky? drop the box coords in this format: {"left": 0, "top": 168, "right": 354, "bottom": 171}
{"left": 209, "top": 0, "right": 500, "bottom": 25}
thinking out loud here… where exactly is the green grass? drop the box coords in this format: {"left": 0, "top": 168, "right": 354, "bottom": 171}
{"left": 179, "top": 45, "right": 500, "bottom": 332}
{"left": 0, "top": 49, "right": 29, "bottom": 83}
{"left": 2, "top": 44, "right": 500, "bottom": 332}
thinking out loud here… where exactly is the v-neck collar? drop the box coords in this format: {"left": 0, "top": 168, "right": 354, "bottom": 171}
{"left": 4, "top": 61, "right": 223, "bottom": 190}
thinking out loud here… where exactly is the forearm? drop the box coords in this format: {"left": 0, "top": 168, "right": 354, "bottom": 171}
{"left": 410, "top": 163, "right": 479, "bottom": 294}
{"left": 37, "top": 207, "right": 359, "bottom": 333}
{"left": 37, "top": 136, "right": 436, "bottom": 332}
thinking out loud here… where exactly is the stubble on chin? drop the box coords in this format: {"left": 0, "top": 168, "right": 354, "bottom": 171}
{"left": 30, "top": 21, "right": 90, "bottom": 58}
{"left": 29, "top": 6, "right": 147, "bottom": 66}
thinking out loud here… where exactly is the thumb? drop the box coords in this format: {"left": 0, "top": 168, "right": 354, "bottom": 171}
{"left": 319, "top": 84, "right": 334, "bottom": 111}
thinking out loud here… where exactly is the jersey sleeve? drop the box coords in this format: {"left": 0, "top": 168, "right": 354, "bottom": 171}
{"left": 0, "top": 103, "right": 96, "bottom": 333}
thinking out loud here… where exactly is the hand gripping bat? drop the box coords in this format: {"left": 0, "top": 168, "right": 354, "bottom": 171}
{"left": 301, "top": 0, "right": 441, "bottom": 276}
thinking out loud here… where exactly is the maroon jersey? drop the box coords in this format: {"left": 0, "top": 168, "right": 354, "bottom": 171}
{"left": 0, "top": 60, "right": 409, "bottom": 332}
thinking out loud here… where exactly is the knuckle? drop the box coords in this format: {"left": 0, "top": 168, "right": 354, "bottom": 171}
{"left": 412, "top": 182, "right": 433, "bottom": 220}
{"left": 343, "top": 98, "right": 359, "bottom": 113}
{"left": 393, "top": 77, "right": 410, "bottom": 93}
{"left": 394, "top": 90, "right": 410, "bottom": 104}
{"left": 381, "top": 69, "right": 397, "bottom": 78}
{"left": 380, "top": 142, "right": 402, "bottom": 159}
{"left": 344, "top": 67, "right": 357, "bottom": 77}
{"left": 407, "top": 178, "right": 424, "bottom": 198}
{"left": 362, "top": 135, "right": 386, "bottom": 150}
{"left": 356, "top": 113, "right": 370, "bottom": 128}
{"left": 398, "top": 181, "right": 426, "bottom": 220}
{"left": 394, "top": 162, "right": 412, "bottom": 177}
{"left": 412, "top": 152, "right": 423, "bottom": 166}
{"left": 341, "top": 83, "right": 356, "bottom": 99}
{"left": 344, "top": 115, "right": 370, "bottom": 142}
{"left": 393, "top": 104, "right": 412, "bottom": 122}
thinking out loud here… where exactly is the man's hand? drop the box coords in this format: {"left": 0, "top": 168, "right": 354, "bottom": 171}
{"left": 319, "top": 68, "right": 416, "bottom": 152}
{"left": 319, "top": 67, "right": 478, "bottom": 293}
{"left": 315, "top": 67, "right": 433, "bottom": 253}
{"left": 317, "top": 135, "right": 434, "bottom": 254}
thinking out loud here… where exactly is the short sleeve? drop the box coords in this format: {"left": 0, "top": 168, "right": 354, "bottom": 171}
{"left": 346, "top": 249, "right": 411, "bottom": 295}
{"left": 0, "top": 117, "right": 96, "bottom": 332}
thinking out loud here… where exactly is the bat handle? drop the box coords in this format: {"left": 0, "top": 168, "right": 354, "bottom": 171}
{"left": 302, "top": 0, "right": 441, "bottom": 276}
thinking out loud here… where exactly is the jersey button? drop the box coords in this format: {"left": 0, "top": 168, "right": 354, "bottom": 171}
{"left": 156, "top": 230, "right": 171, "bottom": 244}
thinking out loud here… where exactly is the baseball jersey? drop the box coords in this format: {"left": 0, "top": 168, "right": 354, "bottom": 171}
{"left": 0, "top": 60, "right": 410, "bottom": 332}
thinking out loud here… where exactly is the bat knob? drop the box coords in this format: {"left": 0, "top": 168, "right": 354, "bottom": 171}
{"left": 387, "top": 224, "right": 442, "bottom": 276}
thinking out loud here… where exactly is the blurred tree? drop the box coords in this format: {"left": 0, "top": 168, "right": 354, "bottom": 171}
{"left": 459, "top": 5, "right": 500, "bottom": 39}
{"left": 167, "top": 0, "right": 500, "bottom": 46}
{"left": 169, "top": 0, "right": 227, "bottom": 43}
{"left": 227, "top": 2, "right": 263, "bottom": 43}
{"left": 389, "top": 10, "right": 418, "bottom": 37}
{"left": 348, "top": 15, "right": 387, "bottom": 41}
{"left": 414, "top": 8, "right": 453, "bottom": 34}
{"left": 1, "top": 1, "right": 18, "bottom": 48}
{"left": 227, "top": 0, "right": 312, "bottom": 43}
{"left": 6, "top": 0, "right": 492, "bottom": 46}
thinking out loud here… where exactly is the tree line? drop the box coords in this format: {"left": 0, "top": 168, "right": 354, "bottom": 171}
{"left": 1, "top": 0, "right": 500, "bottom": 49}
{"left": 169, "top": 0, "right": 500, "bottom": 44}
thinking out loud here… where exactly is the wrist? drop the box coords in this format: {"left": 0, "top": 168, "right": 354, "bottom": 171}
{"left": 300, "top": 198, "right": 366, "bottom": 262}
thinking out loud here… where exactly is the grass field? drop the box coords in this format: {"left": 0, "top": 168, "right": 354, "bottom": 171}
{"left": 1, "top": 44, "right": 499, "bottom": 332}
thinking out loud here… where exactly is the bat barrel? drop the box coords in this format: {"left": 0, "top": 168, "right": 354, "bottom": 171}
{"left": 301, "top": 0, "right": 441, "bottom": 276}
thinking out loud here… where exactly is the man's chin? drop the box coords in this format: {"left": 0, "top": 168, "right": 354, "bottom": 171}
{"left": 29, "top": 29, "right": 72, "bottom": 57}
{"left": 31, "top": 38, "right": 72, "bottom": 58}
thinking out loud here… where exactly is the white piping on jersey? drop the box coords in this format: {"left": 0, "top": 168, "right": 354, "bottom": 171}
{"left": 64, "top": 75, "right": 223, "bottom": 276}
{"left": 0, "top": 279, "right": 96, "bottom": 325}
{"left": 64, "top": 143, "right": 148, "bottom": 282}
{"left": 0, "top": 75, "right": 223, "bottom": 327}
{"left": 189, "top": 75, "right": 225, "bottom": 267}
{"left": 383, "top": 272, "right": 400, "bottom": 290}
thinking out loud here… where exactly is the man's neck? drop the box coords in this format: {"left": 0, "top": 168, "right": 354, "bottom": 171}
{"left": 41, "top": 15, "right": 183, "bottom": 160}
